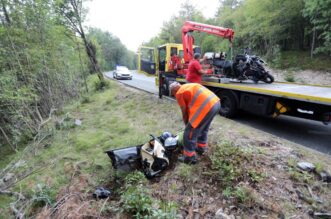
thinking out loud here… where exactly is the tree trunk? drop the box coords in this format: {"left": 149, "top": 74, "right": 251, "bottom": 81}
{"left": 311, "top": 26, "right": 316, "bottom": 58}
{"left": 1, "top": 0, "right": 11, "bottom": 25}
{"left": 80, "top": 31, "right": 104, "bottom": 82}
{"left": 0, "top": 125, "right": 17, "bottom": 152}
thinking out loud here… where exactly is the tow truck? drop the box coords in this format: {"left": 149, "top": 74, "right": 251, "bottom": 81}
{"left": 138, "top": 21, "right": 331, "bottom": 125}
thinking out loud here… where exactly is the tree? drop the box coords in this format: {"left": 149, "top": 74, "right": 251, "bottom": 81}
{"left": 303, "top": 0, "right": 331, "bottom": 57}
{"left": 57, "top": 0, "right": 105, "bottom": 82}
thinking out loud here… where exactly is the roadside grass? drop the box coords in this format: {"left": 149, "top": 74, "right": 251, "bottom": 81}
{"left": 1, "top": 75, "right": 331, "bottom": 218}
{"left": 0, "top": 75, "right": 181, "bottom": 218}
{"left": 273, "top": 51, "right": 331, "bottom": 71}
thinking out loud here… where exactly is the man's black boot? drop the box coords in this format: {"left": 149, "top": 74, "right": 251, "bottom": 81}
{"left": 196, "top": 147, "right": 208, "bottom": 156}
{"left": 178, "top": 155, "right": 197, "bottom": 164}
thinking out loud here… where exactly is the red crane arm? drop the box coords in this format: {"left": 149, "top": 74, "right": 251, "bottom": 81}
{"left": 182, "top": 21, "right": 235, "bottom": 63}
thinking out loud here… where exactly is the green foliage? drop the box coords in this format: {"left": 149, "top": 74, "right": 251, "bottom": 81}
{"left": 87, "top": 28, "right": 137, "bottom": 70}
{"left": 276, "top": 51, "right": 331, "bottom": 71}
{"left": 303, "top": 0, "right": 331, "bottom": 56}
{"left": 0, "top": 0, "right": 88, "bottom": 148}
{"left": 120, "top": 172, "right": 178, "bottom": 218}
{"left": 287, "top": 159, "right": 314, "bottom": 183}
{"left": 121, "top": 185, "right": 154, "bottom": 218}
{"left": 210, "top": 141, "right": 249, "bottom": 186}
{"left": 222, "top": 185, "right": 254, "bottom": 204}
{"left": 284, "top": 71, "right": 296, "bottom": 82}
{"left": 146, "top": 0, "right": 331, "bottom": 66}
{"left": 94, "top": 79, "right": 110, "bottom": 91}
{"left": 30, "top": 184, "right": 55, "bottom": 208}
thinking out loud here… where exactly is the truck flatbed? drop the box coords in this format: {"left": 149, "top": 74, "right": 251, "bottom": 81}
{"left": 176, "top": 78, "right": 331, "bottom": 106}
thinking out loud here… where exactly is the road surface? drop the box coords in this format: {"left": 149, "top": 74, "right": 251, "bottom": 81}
{"left": 105, "top": 70, "right": 157, "bottom": 94}
{"left": 105, "top": 70, "right": 331, "bottom": 155}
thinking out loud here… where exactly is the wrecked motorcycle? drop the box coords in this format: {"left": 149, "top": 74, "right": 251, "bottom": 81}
{"left": 206, "top": 48, "right": 274, "bottom": 83}
{"left": 105, "top": 133, "right": 179, "bottom": 178}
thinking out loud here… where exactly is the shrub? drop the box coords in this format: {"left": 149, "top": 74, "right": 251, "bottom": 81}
{"left": 210, "top": 141, "right": 249, "bottom": 186}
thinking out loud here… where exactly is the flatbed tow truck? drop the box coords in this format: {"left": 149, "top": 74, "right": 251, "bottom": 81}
{"left": 138, "top": 21, "right": 331, "bottom": 125}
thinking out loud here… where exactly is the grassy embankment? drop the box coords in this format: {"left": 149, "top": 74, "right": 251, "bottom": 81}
{"left": 1, "top": 75, "right": 331, "bottom": 218}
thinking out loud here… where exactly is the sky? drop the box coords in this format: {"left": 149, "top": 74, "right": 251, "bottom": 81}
{"left": 85, "top": 0, "right": 220, "bottom": 52}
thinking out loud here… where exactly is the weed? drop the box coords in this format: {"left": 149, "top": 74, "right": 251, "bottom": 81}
{"left": 124, "top": 171, "right": 147, "bottom": 188}
{"left": 119, "top": 172, "right": 178, "bottom": 218}
{"left": 94, "top": 80, "right": 110, "bottom": 91}
{"left": 284, "top": 71, "right": 295, "bottom": 82}
{"left": 81, "top": 95, "right": 91, "bottom": 104}
{"left": 121, "top": 185, "right": 154, "bottom": 218}
{"left": 210, "top": 141, "right": 250, "bottom": 186}
{"left": 248, "top": 169, "right": 265, "bottom": 183}
{"left": 152, "top": 201, "right": 178, "bottom": 219}
{"left": 222, "top": 186, "right": 254, "bottom": 205}
{"left": 28, "top": 184, "right": 55, "bottom": 215}
{"left": 287, "top": 158, "right": 314, "bottom": 183}
{"left": 177, "top": 164, "right": 194, "bottom": 181}
{"left": 314, "top": 162, "right": 324, "bottom": 174}
{"left": 222, "top": 187, "right": 233, "bottom": 198}
{"left": 234, "top": 186, "right": 251, "bottom": 203}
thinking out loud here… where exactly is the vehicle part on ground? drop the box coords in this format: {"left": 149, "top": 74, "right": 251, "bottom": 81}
{"left": 93, "top": 187, "right": 112, "bottom": 199}
{"left": 105, "top": 133, "right": 178, "bottom": 178}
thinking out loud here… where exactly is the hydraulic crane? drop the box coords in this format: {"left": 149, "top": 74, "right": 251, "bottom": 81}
{"left": 181, "top": 21, "right": 235, "bottom": 64}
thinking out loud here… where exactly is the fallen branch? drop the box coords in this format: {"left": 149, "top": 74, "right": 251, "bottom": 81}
{"left": 2, "top": 165, "right": 49, "bottom": 191}
{"left": 98, "top": 197, "right": 109, "bottom": 218}
{"left": 10, "top": 203, "right": 24, "bottom": 219}
{"left": 0, "top": 190, "right": 25, "bottom": 200}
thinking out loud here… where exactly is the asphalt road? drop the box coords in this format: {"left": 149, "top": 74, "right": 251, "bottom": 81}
{"left": 105, "top": 70, "right": 331, "bottom": 155}
{"left": 105, "top": 70, "right": 157, "bottom": 93}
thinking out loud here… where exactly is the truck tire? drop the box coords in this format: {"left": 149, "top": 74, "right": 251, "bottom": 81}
{"left": 162, "top": 78, "right": 175, "bottom": 96}
{"left": 218, "top": 91, "right": 238, "bottom": 118}
{"left": 161, "top": 78, "right": 170, "bottom": 96}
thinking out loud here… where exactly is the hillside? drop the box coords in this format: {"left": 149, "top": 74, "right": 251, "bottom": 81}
{"left": 1, "top": 77, "right": 331, "bottom": 218}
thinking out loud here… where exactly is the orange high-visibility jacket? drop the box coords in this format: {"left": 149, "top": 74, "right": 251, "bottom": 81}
{"left": 175, "top": 83, "right": 220, "bottom": 128}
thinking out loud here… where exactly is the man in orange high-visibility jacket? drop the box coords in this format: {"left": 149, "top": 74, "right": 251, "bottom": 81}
{"left": 169, "top": 82, "right": 220, "bottom": 164}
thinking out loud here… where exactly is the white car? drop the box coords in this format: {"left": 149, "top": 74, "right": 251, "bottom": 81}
{"left": 113, "top": 66, "right": 132, "bottom": 80}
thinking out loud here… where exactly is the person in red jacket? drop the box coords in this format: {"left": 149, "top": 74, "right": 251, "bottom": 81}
{"left": 186, "top": 53, "right": 208, "bottom": 83}
{"left": 169, "top": 52, "right": 181, "bottom": 71}
{"left": 169, "top": 82, "right": 220, "bottom": 164}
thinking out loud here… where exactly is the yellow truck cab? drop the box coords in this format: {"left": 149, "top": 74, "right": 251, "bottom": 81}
{"left": 138, "top": 43, "right": 184, "bottom": 75}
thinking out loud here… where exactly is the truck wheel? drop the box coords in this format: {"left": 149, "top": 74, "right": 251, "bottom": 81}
{"left": 219, "top": 91, "right": 238, "bottom": 118}
{"left": 162, "top": 78, "right": 173, "bottom": 96}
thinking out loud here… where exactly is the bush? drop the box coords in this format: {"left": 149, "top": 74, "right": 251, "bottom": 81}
{"left": 94, "top": 79, "right": 110, "bottom": 91}
{"left": 284, "top": 71, "right": 295, "bottom": 82}
{"left": 120, "top": 172, "right": 178, "bottom": 218}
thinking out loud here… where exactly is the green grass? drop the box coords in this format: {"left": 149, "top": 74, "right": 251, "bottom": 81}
{"left": 0, "top": 75, "right": 182, "bottom": 218}
{"left": 274, "top": 51, "right": 331, "bottom": 71}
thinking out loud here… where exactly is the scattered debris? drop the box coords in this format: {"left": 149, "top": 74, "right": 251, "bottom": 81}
{"left": 93, "top": 187, "right": 112, "bottom": 199}
{"left": 313, "top": 212, "right": 331, "bottom": 218}
{"left": 215, "top": 209, "right": 232, "bottom": 219}
{"left": 3, "top": 173, "right": 14, "bottom": 182}
{"left": 297, "top": 162, "right": 315, "bottom": 171}
{"left": 319, "top": 170, "right": 331, "bottom": 183}
{"left": 74, "top": 119, "right": 82, "bottom": 126}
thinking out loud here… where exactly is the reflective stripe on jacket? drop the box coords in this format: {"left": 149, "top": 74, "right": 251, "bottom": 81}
{"left": 175, "top": 83, "right": 220, "bottom": 128}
